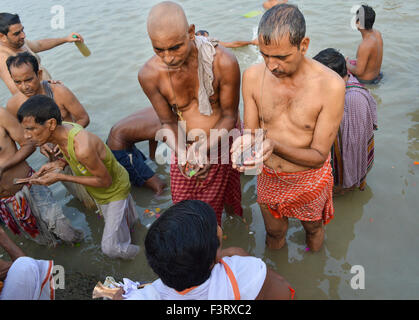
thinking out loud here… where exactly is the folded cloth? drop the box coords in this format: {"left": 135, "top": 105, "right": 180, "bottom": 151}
{"left": 257, "top": 155, "right": 334, "bottom": 225}
{"left": 0, "top": 257, "right": 54, "bottom": 300}
{"left": 194, "top": 35, "right": 217, "bottom": 116}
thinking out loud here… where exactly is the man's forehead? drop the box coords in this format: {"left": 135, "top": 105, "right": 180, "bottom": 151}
{"left": 150, "top": 31, "right": 188, "bottom": 48}
{"left": 8, "top": 23, "right": 24, "bottom": 33}
{"left": 10, "top": 63, "right": 35, "bottom": 76}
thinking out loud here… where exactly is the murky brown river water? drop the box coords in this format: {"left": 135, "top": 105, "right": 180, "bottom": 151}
{"left": 0, "top": 0, "right": 418, "bottom": 299}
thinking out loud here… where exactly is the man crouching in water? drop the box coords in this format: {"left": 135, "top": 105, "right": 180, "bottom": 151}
{"left": 17, "top": 95, "right": 140, "bottom": 259}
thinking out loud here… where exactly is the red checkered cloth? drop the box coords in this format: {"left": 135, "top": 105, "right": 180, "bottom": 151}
{"left": 0, "top": 168, "right": 39, "bottom": 238}
{"left": 170, "top": 152, "right": 243, "bottom": 226}
{"left": 257, "top": 156, "right": 334, "bottom": 225}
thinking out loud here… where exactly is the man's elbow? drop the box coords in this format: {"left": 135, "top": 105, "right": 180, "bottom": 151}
{"left": 81, "top": 115, "right": 90, "bottom": 128}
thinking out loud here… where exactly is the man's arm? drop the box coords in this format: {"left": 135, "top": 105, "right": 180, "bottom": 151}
{"left": 26, "top": 32, "right": 84, "bottom": 53}
{"left": 269, "top": 77, "right": 345, "bottom": 168}
{"left": 5, "top": 95, "right": 21, "bottom": 117}
{"left": 55, "top": 84, "right": 90, "bottom": 128}
{"left": 346, "top": 42, "right": 370, "bottom": 77}
{"left": 255, "top": 267, "right": 293, "bottom": 300}
{"left": 219, "top": 40, "right": 254, "bottom": 49}
{"left": 0, "top": 108, "right": 36, "bottom": 176}
{"left": 31, "top": 133, "right": 112, "bottom": 188}
{"left": 207, "top": 48, "right": 241, "bottom": 151}
{"left": 0, "top": 54, "right": 19, "bottom": 95}
{"left": 0, "top": 227, "right": 25, "bottom": 281}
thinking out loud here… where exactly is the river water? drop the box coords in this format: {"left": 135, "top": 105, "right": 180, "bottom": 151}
{"left": 0, "top": 0, "right": 418, "bottom": 299}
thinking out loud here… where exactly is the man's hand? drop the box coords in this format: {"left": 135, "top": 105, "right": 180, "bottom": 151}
{"left": 29, "top": 171, "right": 62, "bottom": 186}
{"left": 231, "top": 133, "right": 273, "bottom": 173}
{"left": 33, "top": 160, "right": 66, "bottom": 179}
{"left": 40, "top": 143, "right": 62, "bottom": 161}
{"left": 47, "top": 79, "right": 63, "bottom": 85}
{"left": 66, "top": 32, "right": 84, "bottom": 43}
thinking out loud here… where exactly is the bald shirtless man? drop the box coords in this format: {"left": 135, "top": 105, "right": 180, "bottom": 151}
{"left": 139, "top": 1, "right": 243, "bottom": 225}
{"left": 231, "top": 4, "right": 345, "bottom": 251}
{"left": 346, "top": 5, "right": 383, "bottom": 84}
{"left": 0, "top": 13, "right": 84, "bottom": 94}
{"left": 0, "top": 107, "right": 83, "bottom": 246}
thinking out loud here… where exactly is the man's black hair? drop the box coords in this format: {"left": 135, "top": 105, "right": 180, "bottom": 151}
{"left": 17, "top": 95, "right": 62, "bottom": 125}
{"left": 313, "top": 48, "right": 347, "bottom": 78}
{"left": 258, "top": 4, "right": 306, "bottom": 48}
{"left": 195, "top": 30, "right": 209, "bottom": 36}
{"left": 0, "top": 13, "right": 21, "bottom": 35}
{"left": 144, "top": 200, "right": 220, "bottom": 291}
{"left": 6, "top": 52, "right": 39, "bottom": 75}
{"left": 357, "top": 5, "right": 376, "bottom": 30}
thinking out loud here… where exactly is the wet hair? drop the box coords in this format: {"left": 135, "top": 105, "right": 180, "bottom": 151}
{"left": 144, "top": 200, "right": 220, "bottom": 291}
{"left": 6, "top": 52, "right": 39, "bottom": 75}
{"left": 195, "top": 30, "right": 209, "bottom": 37}
{"left": 258, "top": 4, "right": 306, "bottom": 48}
{"left": 357, "top": 5, "right": 375, "bottom": 30}
{"left": 313, "top": 48, "right": 347, "bottom": 78}
{"left": 17, "top": 95, "right": 62, "bottom": 125}
{"left": 0, "top": 13, "right": 21, "bottom": 35}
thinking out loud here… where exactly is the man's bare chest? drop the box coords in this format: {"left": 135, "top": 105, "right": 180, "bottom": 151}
{"left": 258, "top": 87, "right": 322, "bottom": 130}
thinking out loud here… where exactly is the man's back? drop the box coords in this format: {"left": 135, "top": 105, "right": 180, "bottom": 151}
{"left": 357, "top": 29, "right": 383, "bottom": 80}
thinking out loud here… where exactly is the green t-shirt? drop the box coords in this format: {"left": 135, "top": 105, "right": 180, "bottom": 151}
{"left": 60, "top": 122, "right": 131, "bottom": 205}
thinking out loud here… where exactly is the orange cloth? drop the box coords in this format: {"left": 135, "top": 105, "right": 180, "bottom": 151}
{"left": 257, "top": 156, "right": 334, "bottom": 225}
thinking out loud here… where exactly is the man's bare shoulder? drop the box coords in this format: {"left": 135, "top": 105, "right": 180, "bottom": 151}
{"left": 310, "top": 58, "right": 345, "bottom": 91}
{"left": 138, "top": 55, "right": 163, "bottom": 83}
{"left": 0, "top": 107, "right": 17, "bottom": 128}
{"left": 73, "top": 128, "right": 100, "bottom": 158}
{"left": 49, "top": 82, "right": 74, "bottom": 100}
{"left": 214, "top": 44, "right": 239, "bottom": 68}
{"left": 243, "top": 63, "right": 266, "bottom": 82}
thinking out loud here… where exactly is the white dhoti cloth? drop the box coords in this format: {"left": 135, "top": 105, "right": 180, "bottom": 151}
{"left": 99, "top": 194, "right": 139, "bottom": 260}
{"left": 0, "top": 257, "right": 54, "bottom": 300}
{"left": 122, "top": 255, "right": 267, "bottom": 300}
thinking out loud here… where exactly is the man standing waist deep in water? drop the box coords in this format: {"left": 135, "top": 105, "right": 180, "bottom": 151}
{"left": 232, "top": 4, "right": 345, "bottom": 251}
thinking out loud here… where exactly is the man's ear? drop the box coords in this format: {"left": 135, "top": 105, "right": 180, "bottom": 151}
{"left": 0, "top": 33, "right": 8, "bottom": 44}
{"left": 37, "top": 69, "right": 43, "bottom": 80}
{"left": 299, "top": 37, "right": 310, "bottom": 56}
{"left": 188, "top": 24, "right": 196, "bottom": 41}
{"left": 46, "top": 118, "right": 58, "bottom": 132}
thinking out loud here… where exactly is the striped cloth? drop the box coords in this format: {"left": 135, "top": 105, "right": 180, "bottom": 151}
{"left": 332, "top": 74, "right": 377, "bottom": 189}
{"left": 257, "top": 155, "right": 334, "bottom": 225}
{"left": 170, "top": 147, "right": 242, "bottom": 226}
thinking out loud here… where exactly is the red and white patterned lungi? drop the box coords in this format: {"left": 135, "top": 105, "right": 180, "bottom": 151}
{"left": 170, "top": 152, "right": 243, "bottom": 226}
{"left": 257, "top": 156, "right": 334, "bottom": 225}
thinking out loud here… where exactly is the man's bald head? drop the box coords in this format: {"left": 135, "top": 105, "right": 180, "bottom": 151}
{"left": 147, "top": 1, "right": 189, "bottom": 39}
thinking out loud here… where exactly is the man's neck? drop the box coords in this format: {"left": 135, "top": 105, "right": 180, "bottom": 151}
{"left": 360, "top": 28, "right": 374, "bottom": 39}
{"left": 48, "top": 124, "right": 69, "bottom": 149}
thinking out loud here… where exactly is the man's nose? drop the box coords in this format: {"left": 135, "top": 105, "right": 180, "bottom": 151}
{"left": 23, "top": 131, "right": 31, "bottom": 140}
{"left": 266, "top": 57, "right": 278, "bottom": 71}
{"left": 163, "top": 51, "right": 174, "bottom": 65}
